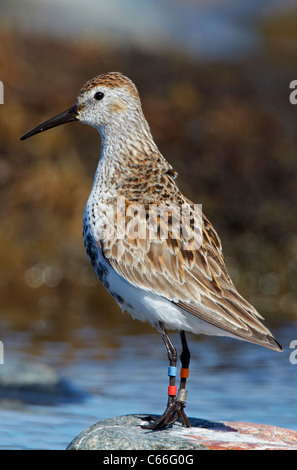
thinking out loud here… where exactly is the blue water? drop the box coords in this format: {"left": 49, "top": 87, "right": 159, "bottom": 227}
{"left": 0, "top": 322, "right": 297, "bottom": 450}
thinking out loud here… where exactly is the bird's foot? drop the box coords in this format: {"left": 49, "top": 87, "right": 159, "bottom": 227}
{"left": 141, "top": 398, "right": 190, "bottom": 430}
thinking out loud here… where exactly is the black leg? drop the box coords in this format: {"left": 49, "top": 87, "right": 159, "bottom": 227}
{"left": 180, "top": 330, "right": 191, "bottom": 369}
{"left": 142, "top": 323, "right": 191, "bottom": 430}
{"left": 176, "top": 330, "right": 191, "bottom": 427}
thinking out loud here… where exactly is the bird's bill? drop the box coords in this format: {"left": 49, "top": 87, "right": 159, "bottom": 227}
{"left": 20, "top": 104, "right": 78, "bottom": 140}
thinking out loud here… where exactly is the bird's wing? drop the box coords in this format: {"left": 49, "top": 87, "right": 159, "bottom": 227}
{"left": 99, "top": 198, "right": 281, "bottom": 351}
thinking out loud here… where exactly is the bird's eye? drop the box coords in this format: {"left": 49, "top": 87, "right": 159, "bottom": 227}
{"left": 94, "top": 91, "right": 104, "bottom": 101}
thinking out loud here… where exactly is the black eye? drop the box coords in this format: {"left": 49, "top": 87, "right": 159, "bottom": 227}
{"left": 94, "top": 91, "right": 104, "bottom": 101}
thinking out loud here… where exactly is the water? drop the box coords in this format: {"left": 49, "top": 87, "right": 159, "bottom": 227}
{"left": 0, "top": 322, "right": 296, "bottom": 450}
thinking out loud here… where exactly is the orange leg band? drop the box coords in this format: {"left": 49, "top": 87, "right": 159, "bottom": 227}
{"left": 180, "top": 368, "right": 189, "bottom": 378}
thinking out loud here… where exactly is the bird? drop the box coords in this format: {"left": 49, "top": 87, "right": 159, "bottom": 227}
{"left": 21, "top": 72, "right": 282, "bottom": 430}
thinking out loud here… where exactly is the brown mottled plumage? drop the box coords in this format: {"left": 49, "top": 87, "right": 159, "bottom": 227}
{"left": 79, "top": 72, "right": 139, "bottom": 98}
{"left": 21, "top": 72, "right": 282, "bottom": 430}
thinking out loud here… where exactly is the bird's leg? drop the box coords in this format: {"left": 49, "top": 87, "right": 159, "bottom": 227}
{"left": 175, "top": 330, "right": 191, "bottom": 427}
{"left": 142, "top": 323, "right": 190, "bottom": 430}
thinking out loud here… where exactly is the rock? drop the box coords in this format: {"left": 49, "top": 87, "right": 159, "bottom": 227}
{"left": 67, "top": 414, "right": 297, "bottom": 450}
{"left": 0, "top": 361, "right": 86, "bottom": 406}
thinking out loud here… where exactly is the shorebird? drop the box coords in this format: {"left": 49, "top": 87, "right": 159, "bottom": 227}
{"left": 21, "top": 72, "right": 282, "bottom": 429}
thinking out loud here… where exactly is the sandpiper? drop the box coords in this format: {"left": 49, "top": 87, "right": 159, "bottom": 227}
{"left": 21, "top": 72, "right": 282, "bottom": 429}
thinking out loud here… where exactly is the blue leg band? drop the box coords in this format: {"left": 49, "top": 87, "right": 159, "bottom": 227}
{"left": 168, "top": 366, "right": 177, "bottom": 377}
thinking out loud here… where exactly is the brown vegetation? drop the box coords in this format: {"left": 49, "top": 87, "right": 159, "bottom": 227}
{"left": 1, "top": 26, "right": 297, "bottom": 340}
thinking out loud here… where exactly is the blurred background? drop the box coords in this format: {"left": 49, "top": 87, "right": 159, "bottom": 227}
{"left": 1, "top": 0, "right": 297, "bottom": 449}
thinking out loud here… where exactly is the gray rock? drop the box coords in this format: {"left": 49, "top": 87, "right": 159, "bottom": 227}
{"left": 0, "top": 362, "right": 59, "bottom": 390}
{"left": 67, "top": 414, "right": 297, "bottom": 450}
{"left": 66, "top": 414, "right": 227, "bottom": 450}
{"left": 0, "top": 361, "right": 86, "bottom": 405}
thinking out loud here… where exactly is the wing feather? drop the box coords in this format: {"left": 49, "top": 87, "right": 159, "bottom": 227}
{"left": 99, "top": 187, "right": 281, "bottom": 351}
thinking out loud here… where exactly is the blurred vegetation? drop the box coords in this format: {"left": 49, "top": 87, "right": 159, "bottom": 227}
{"left": 1, "top": 19, "right": 297, "bottom": 343}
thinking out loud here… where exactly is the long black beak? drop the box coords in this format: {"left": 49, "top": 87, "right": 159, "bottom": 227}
{"left": 20, "top": 104, "right": 78, "bottom": 141}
